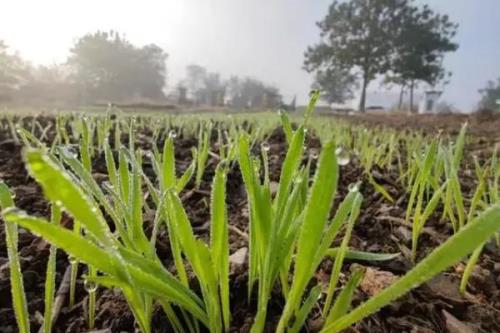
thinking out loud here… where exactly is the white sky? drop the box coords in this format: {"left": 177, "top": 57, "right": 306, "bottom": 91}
{"left": 1, "top": 0, "right": 499, "bottom": 110}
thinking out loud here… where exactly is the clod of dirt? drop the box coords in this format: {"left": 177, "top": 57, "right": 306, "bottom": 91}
{"left": 468, "top": 266, "right": 497, "bottom": 296}
{"left": 425, "top": 274, "right": 465, "bottom": 306}
{"left": 307, "top": 316, "right": 324, "bottom": 332}
{"left": 230, "top": 247, "right": 248, "bottom": 266}
{"left": 359, "top": 267, "right": 398, "bottom": 296}
{"left": 442, "top": 310, "right": 476, "bottom": 333}
{"left": 0, "top": 260, "right": 9, "bottom": 280}
{"left": 394, "top": 225, "right": 412, "bottom": 244}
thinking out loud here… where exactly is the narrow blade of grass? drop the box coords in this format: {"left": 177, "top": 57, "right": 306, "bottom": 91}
{"left": 324, "top": 204, "right": 500, "bottom": 332}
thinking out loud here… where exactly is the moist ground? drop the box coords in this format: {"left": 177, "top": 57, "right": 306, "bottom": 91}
{"left": 0, "top": 114, "right": 499, "bottom": 333}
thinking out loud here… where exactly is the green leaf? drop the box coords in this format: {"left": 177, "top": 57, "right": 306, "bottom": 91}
{"left": 162, "top": 137, "right": 176, "bottom": 190}
{"left": 325, "top": 204, "right": 500, "bottom": 332}
{"left": 279, "top": 110, "right": 293, "bottom": 145}
{"left": 324, "top": 266, "right": 365, "bottom": 326}
{"left": 304, "top": 90, "right": 320, "bottom": 126}
{"left": 274, "top": 127, "right": 305, "bottom": 217}
{"left": 43, "top": 203, "right": 61, "bottom": 333}
{"left": 288, "top": 285, "right": 321, "bottom": 333}
{"left": 210, "top": 162, "right": 230, "bottom": 330}
{"left": 459, "top": 243, "right": 484, "bottom": 294}
{"left": 24, "top": 149, "right": 114, "bottom": 247}
{"left": 0, "top": 183, "right": 30, "bottom": 333}
{"left": 276, "top": 140, "right": 339, "bottom": 331}
{"left": 323, "top": 193, "right": 362, "bottom": 314}
{"left": 368, "top": 174, "right": 394, "bottom": 203}
{"left": 5, "top": 211, "right": 209, "bottom": 326}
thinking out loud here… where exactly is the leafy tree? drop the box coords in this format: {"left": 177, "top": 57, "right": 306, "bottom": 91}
{"left": 479, "top": 78, "right": 500, "bottom": 110}
{"left": 312, "top": 67, "right": 358, "bottom": 104}
{"left": 16, "top": 64, "right": 77, "bottom": 106}
{"left": 69, "top": 31, "right": 167, "bottom": 103}
{"left": 304, "top": 0, "right": 408, "bottom": 111}
{"left": 305, "top": 0, "right": 458, "bottom": 112}
{"left": 388, "top": 3, "right": 458, "bottom": 112}
{"left": 203, "top": 72, "right": 226, "bottom": 106}
{"left": 185, "top": 64, "right": 207, "bottom": 104}
{"left": 186, "top": 70, "right": 282, "bottom": 108}
{"left": 0, "top": 41, "right": 30, "bottom": 102}
{"left": 227, "top": 76, "right": 281, "bottom": 108}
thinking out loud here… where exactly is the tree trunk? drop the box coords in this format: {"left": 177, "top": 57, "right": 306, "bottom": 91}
{"left": 359, "top": 75, "right": 369, "bottom": 112}
{"left": 398, "top": 85, "right": 405, "bottom": 110}
{"left": 409, "top": 80, "right": 415, "bottom": 113}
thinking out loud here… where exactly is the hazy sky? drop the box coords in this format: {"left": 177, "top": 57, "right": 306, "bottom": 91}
{"left": 1, "top": 0, "right": 499, "bottom": 110}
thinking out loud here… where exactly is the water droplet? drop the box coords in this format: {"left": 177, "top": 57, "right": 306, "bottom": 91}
{"left": 294, "top": 176, "right": 303, "bottom": 185}
{"left": 262, "top": 142, "right": 270, "bottom": 152}
{"left": 338, "top": 156, "right": 350, "bottom": 166}
{"left": 348, "top": 182, "right": 360, "bottom": 192}
{"left": 336, "top": 146, "right": 350, "bottom": 166}
{"left": 55, "top": 200, "right": 63, "bottom": 208}
{"left": 62, "top": 146, "right": 78, "bottom": 159}
{"left": 309, "top": 150, "right": 319, "bottom": 160}
{"left": 168, "top": 130, "right": 177, "bottom": 139}
{"left": 91, "top": 207, "right": 98, "bottom": 213}
{"left": 68, "top": 255, "right": 77, "bottom": 265}
{"left": 84, "top": 279, "right": 98, "bottom": 293}
{"left": 278, "top": 109, "right": 284, "bottom": 116}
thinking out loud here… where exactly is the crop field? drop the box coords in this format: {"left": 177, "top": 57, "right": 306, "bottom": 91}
{"left": 0, "top": 98, "right": 499, "bottom": 333}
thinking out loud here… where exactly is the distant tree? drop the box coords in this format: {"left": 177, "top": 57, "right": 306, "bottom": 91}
{"left": 69, "top": 31, "right": 167, "bottom": 103}
{"left": 388, "top": 3, "right": 458, "bottom": 112}
{"left": 216, "top": 75, "right": 280, "bottom": 108}
{"left": 226, "top": 75, "right": 243, "bottom": 106}
{"left": 305, "top": 0, "right": 457, "bottom": 112}
{"left": 185, "top": 64, "right": 207, "bottom": 104}
{"left": 289, "top": 95, "right": 297, "bottom": 111}
{"left": 0, "top": 40, "right": 30, "bottom": 102}
{"left": 312, "top": 67, "right": 358, "bottom": 104}
{"left": 135, "top": 44, "right": 169, "bottom": 100}
{"left": 183, "top": 69, "right": 281, "bottom": 108}
{"left": 203, "top": 72, "right": 226, "bottom": 106}
{"left": 304, "top": 0, "right": 409, "bottom": 112}
{"left": 16, "top": 64, "right": 78, "bottom": 106}
{"left": 16, "top": 64, "right": 77, "bottom": 105}
{"left": 479, "top": 78, "right": 500, "bottom": 110}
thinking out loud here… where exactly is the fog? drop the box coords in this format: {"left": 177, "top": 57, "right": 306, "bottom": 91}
{"left": 1, "top": 0, "right": 499, "bottom": 110}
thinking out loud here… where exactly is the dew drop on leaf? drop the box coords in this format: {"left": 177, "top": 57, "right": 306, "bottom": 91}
{"left": 336, "top": 146, "right": 351, "bottom": 166}
{"left": 262, "top": 142, "right": 270, "bottom": 152}
{"left": 84, "top": 279, "right": 98, "bottom": 293}
{"left": 309, "top": 149, "right": 319, "bottom": 160}
{"left": 348, "top": 182, "right": 360, "bottom": 192}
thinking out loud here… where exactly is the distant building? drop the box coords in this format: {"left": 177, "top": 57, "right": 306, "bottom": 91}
{"left": 418, "top": 90, "right": 442, "bottom": 114}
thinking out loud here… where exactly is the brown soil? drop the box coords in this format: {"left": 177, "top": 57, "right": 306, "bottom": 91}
{"left": 0, "top": 114, "right": 499, "bottom": 333}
